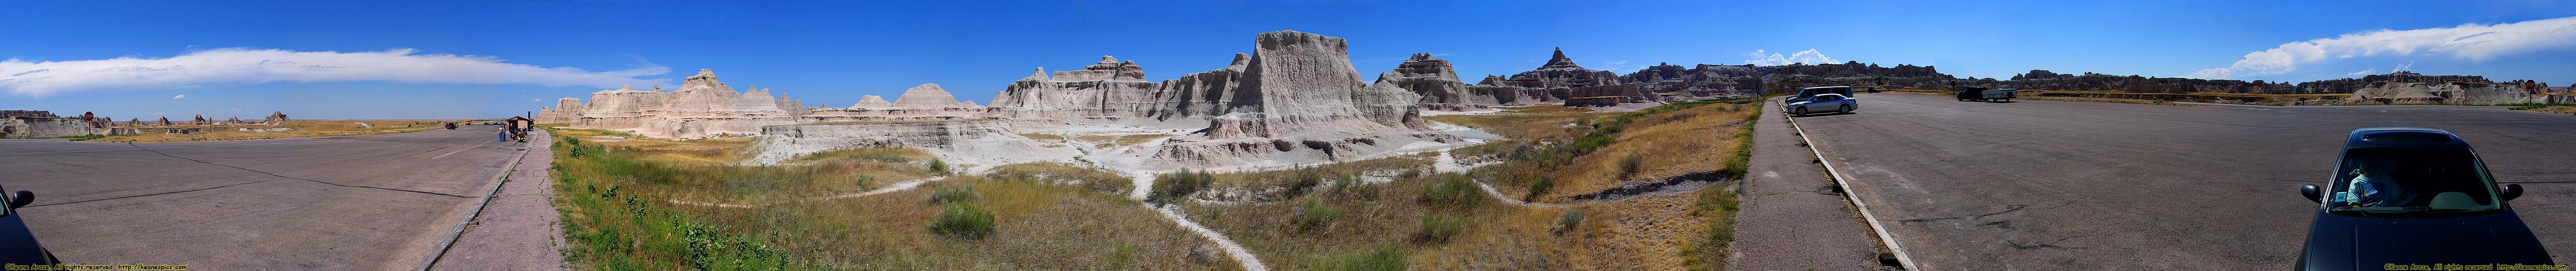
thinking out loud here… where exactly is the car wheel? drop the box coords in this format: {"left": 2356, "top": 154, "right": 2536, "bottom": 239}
{"left": 1839, "top": 104, "right": 1851, "bottom": 113}
{"left": 1794, "top": 107, "right": 1806, "bottom": 116}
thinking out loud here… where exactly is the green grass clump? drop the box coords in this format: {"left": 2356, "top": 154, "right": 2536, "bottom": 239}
{"left": 1412, "top": 213, "right": 1466, "bottom": 244}
{"left": 1311, "top": 245, "right": 1405, "bottom": 271}
{"left": 1618, "top": 153, "right": 1647, "bottom": 179}
{"left": 931, "top": 203, "right": 997, "bottom": 239}
{"left": 1293, "top": 199, "right": 1344, "bottom": 232}
{"left": 1523, "top": 176, "right": 1554, "bottom": 202}
{"left": 1418, "top": 173, "right": 1479, "bottom": 208}
{"left": 1285, "top": 167, "right": 1326, "bottom": 198}
{"left": 1149, "top": 170, "right": 1214, "bottom": 205}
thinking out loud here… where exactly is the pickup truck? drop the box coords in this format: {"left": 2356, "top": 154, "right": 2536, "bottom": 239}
{"left": 1784, "top": 86, "right": 1857, "bottom": 116}
{"left": 1955, "top": 87, "right": 2017, "bottom": 102}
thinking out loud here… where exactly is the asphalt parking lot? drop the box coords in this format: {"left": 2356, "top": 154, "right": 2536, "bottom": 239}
{"left": 1791, "top": 93, "right": 2576, "bottom": 270}
{"left": 0, "top": 127, "right": 531, "bottom": 270}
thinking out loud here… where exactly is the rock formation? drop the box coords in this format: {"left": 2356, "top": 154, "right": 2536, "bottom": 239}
{"left": 801, "top": 84, "right": 987, "bottom": 122}
{"left": 536, "top": 98, "right": 584, "bottom": 123}
{"left": 728, "top": 30, "right": 1467, "bottom": 170}
{"left": 1142, "top": 30, "right": 1456, "bottom": 168}
{"left": 2299, "top": 81, "right": 2547, "bottom": 105}
{"left": 853, "top": 95, "right": 894, "bottom": 108}
{"left": 891, "top": 84, "right": 969, "bottom": 108}
{"left": 985, "top": 56, "right": 1174, "bottom": 124}
{"left": 1617, "top": 63, "right": 1769, "bottom": 97}
{"left": 559, "top": 69, "right": 803, "bottom": 138}
{"left": 1477, "top": 48, "right": 1655, "bottom": 105}
{"left": 0, "top": 110, "right": 102, "bottom": 139}
{"left": 1380, "top": 53, "right": 1487, "bottom": 111}
{"left": 261, "top": 111, "right": 289, "bottom": 125}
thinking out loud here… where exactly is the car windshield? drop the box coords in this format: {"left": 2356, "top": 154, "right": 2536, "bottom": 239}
{"left": 2327, "top": 147, "right": 2501, "bottom": 214}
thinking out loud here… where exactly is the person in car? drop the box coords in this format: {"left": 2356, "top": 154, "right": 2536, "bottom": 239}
{"left": 2341, "top": 166, "right": 2388, "bottom": 207}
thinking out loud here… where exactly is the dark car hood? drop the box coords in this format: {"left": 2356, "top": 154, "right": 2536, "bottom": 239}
{"left": 2299, "top": 209, "right": 2555, "bottom": 271}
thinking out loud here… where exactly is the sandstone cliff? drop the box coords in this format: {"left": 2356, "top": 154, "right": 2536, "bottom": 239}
{"left": 1380, "top": 53, "right": 1487, "bottom": 111}
{"left": 1136, "top": 30, "right": 1458, "bottom": 169}
{"left": 986, "top": 56, "right": 1172, "bottom": 125}
{"left": 802, "top": 84, "right": 988, "bottom": 122}
{"left": 563, "top": 69, "right": 802, "bottom": 138}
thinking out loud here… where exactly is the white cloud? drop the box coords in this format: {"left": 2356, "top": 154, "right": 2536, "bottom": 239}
{"left": 2185, "top": 16, "right": 2576, "bottom": 79}
{"left": 171, "top": 94, "right": 185, "bottom": 99}
{"left": 2344, "top": 69, "right": 2377, "bottom": 76}
{"left": 2393, "top": 61, "right": 2415, "bottom": 72}
{"left": 1744, "top": 49, "right": 1838, "bottom": 66}
{"left": 0, "top": 48, "right": 670, "bottom": 97}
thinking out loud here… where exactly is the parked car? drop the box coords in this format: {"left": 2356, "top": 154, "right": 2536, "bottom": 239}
{"left": 0, "top": 185, "right": 61, "bottom": 266}
{"left": 1785, "top": 93, "right": 1855, "bottom": 116}
{"left": 2292, "top": 127, "right": 2553, "bottom": 271}
{"left": 1955, "top": 86, "right": 2015, "bottom": 102}
{"left": 1790, "top": 86, "right": 1854, "bottom": 103}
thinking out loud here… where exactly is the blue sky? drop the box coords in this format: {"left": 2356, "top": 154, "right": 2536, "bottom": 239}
{"left": 3, "top": 0, "right": 2573, "bottom": 119}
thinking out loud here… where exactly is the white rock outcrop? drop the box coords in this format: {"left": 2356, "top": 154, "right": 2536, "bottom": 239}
{"left": 558, "top": 69, "right": 804, "bottom": 138}
{"left": 1382, "top": 53, "right": 1488, "bottom": 111}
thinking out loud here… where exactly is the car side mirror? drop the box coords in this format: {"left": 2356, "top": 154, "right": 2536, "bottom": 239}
{"left": 8, "top": 191, "right": 31, "bottom": 209}
{"left": 2501, "top": 184, "right": 2523, "bottom": 201}
{"left": 2300, "top": 184, "right": 2322, "bottom": 203}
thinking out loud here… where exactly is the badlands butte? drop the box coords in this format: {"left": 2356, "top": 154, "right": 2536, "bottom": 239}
{"left": 533, "top": 30, "right": 2575, "bottom": 173}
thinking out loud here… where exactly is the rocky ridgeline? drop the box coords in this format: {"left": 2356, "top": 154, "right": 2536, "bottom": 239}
{"left": 539, "top": 69, "right": 991, "bottom": 138}
{"left": 540, "top": 69, "right": 812, "bottom": 138}
{"left": 985, "top": 56, "right": 1184, "bottom": 126}
{"left": 991, "top": 30, "right": 1458, "bottom": 168}
{"left": 1382, "top": 53, "right": 1484, "bottom": 111}
{"left": 802, "top": 84, "right": 989, "bottom": 123}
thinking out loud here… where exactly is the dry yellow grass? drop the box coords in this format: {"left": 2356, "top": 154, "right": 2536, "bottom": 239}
{"left": 548, "top": 127, "right": 756, "bottom": 164}
{"left": 1426, "top": 105, "right": 1602, "bottom": 139}
{"left": 1536, "top": 103, "right": 1758, "bottom": 201}
{"left": 553, "top": 133, "right": 1240, "bottom": 270}
{"left": 95, "top": 120, "right": 445, "bottom": 142}
{"left": 989, "top": 162, "right": 1136, "bottom": 195}
{"left": 1178, "top": 100, "right": 1761, "bottom": 271}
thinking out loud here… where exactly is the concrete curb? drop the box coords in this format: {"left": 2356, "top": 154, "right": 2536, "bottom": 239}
{"left": 1786, "top": 113, "right": 1920, "bottom": 271}
{"left": 416, "top": 131, "right": 541, "bottom": 271}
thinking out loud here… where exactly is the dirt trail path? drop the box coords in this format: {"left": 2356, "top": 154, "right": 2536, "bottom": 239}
{"left": 663, "top": 178, "right": 934, "bottom": 209}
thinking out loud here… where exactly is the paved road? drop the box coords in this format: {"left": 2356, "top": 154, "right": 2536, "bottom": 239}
{"left": 1792, "top": 93, "right": 2576, "bottom": 270}
{"left": 0, "top": 127, "right": 534, "bottom": 270}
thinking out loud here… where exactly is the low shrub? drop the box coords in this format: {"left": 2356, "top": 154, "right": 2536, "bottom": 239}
{"left": 1149, "top": 170, "right": 1215, "bottom": 204}
{"left": 930, "top": 203, "right": 996, "bottom": 239}
{"left": 1522, "top": 176, "right": 1554, "bottom": 202}
{"left": 1293, "top": 199, "right": 1343, "bottom": 232}
{"left": 1312, "top": 245, "right": 1405, "bottom": 271}
{"left": 1285, "top": 167, "right": 1325, "bottom": 198}
{"left": 1618, "top": 153, "right": 1647, "bottom": 179}
{"left": 1413, "top": 213, "right": 1466, "bottom": 244}
{"left": 1419, "top": 173, "right": 1478, "bottom": 208}
{"left": 1554, "top": 209, "right": 1585, "bottom": 234}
